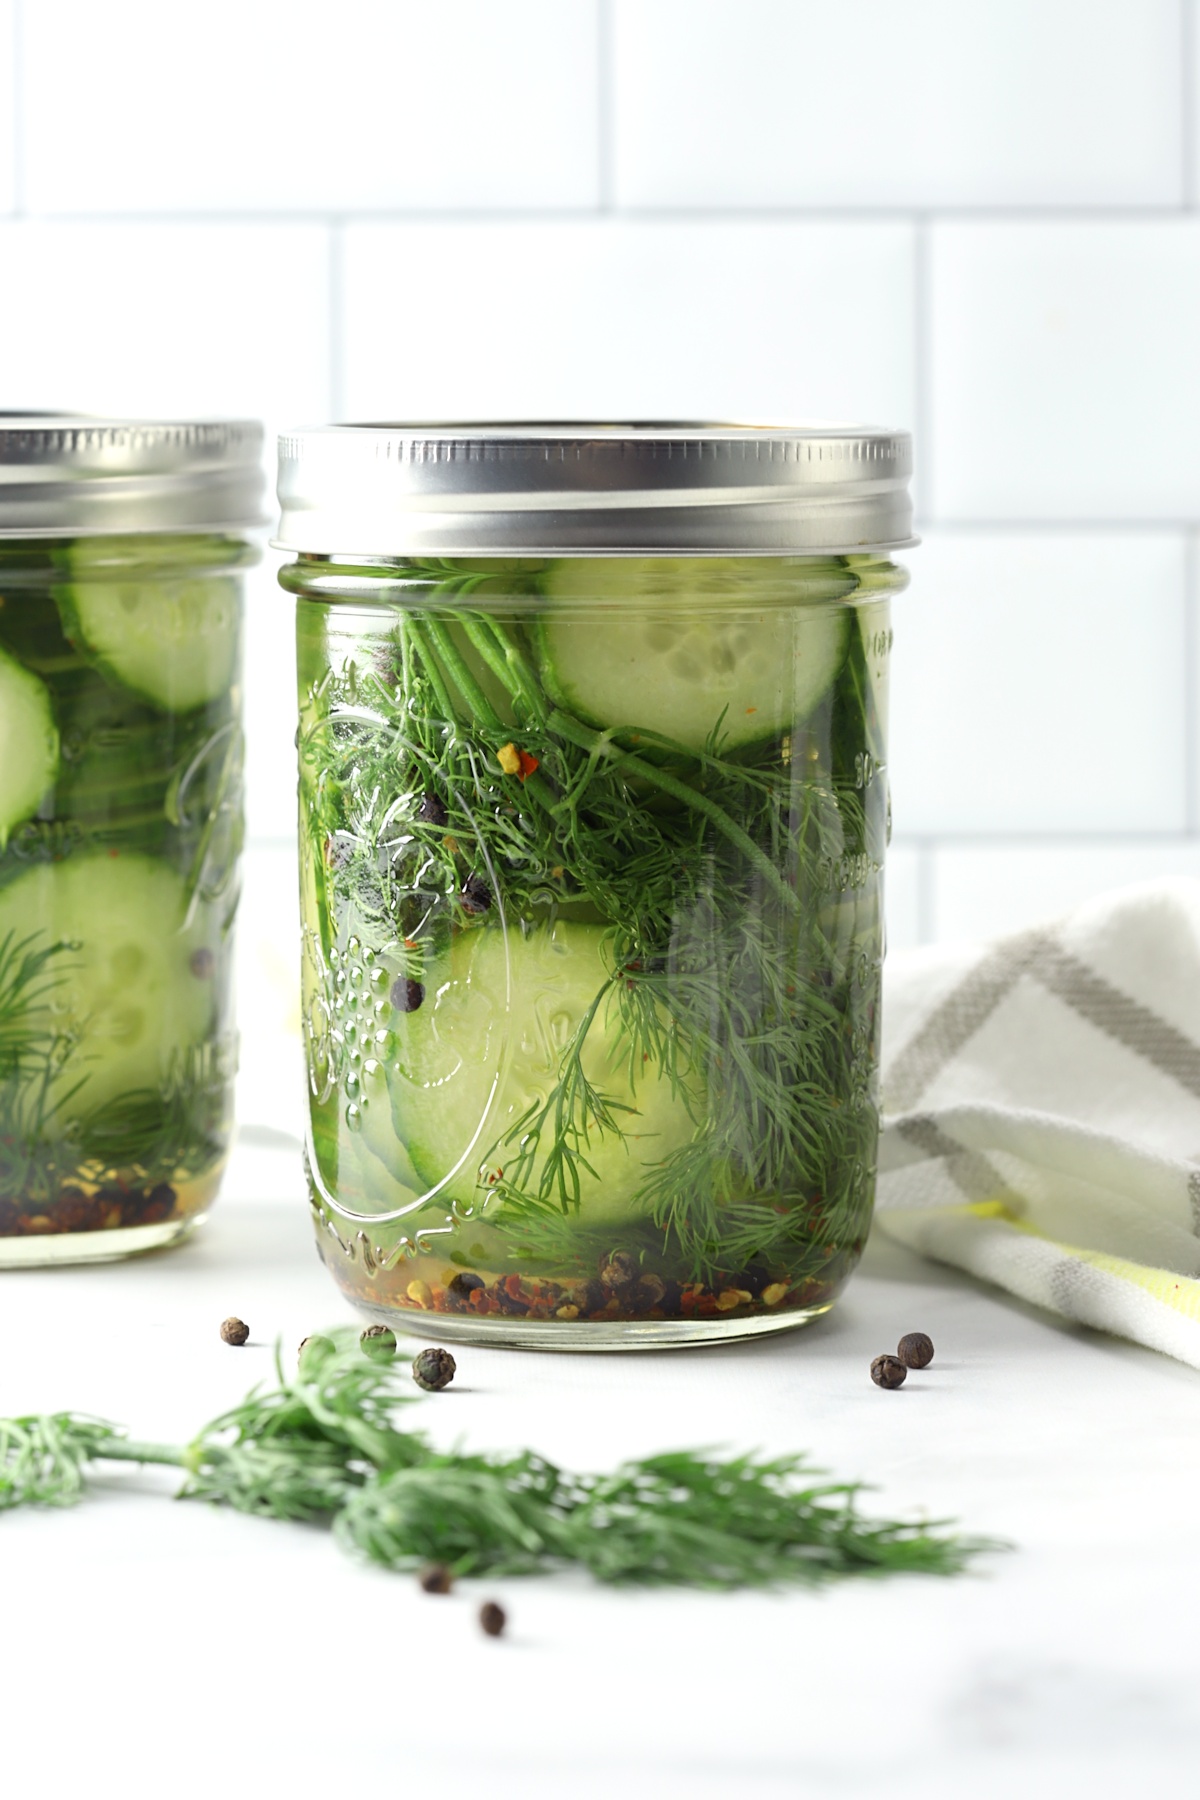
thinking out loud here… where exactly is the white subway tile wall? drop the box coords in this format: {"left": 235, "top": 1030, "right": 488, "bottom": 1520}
{"left": 888, "top": 531, "right": 1189, "bottom": 836}
{"left": 2, "top": 0, "right": 1197, "bottom": 1026}
{"left": 21, "top": 1, "right": 601, "bottom": 213}
{"left": 612, "top": 0, "right": 1184, "bottom": 209}
{"left": 929, "top": 221, "right": 1200, "bottom": 520}
{"left": 340, "top": 219, "right": 915, "bottom": 423}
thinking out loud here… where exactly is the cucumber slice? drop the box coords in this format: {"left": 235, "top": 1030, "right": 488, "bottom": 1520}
{"left": 0, "top": 645, "right": 59, "bottom": 843}
{"left": 0, "top": 851, "right": 219, "bottom": 1118}
{"left": 534, "top": 558, "right": 854, "bottom": 753}
{"left": 55, "top": 537, "right": 238, "bottom": 713}
{"left": 381, "top": 922, "right": 699, "bottom": 1227}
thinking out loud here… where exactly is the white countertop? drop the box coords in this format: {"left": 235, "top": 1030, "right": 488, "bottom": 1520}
{"left": 3, "top": 1135, "right": 1199, "bottom": 1800}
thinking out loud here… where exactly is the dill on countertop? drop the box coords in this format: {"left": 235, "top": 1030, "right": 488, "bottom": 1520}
{"left": 0, "top": 1332, "right": 1000, "bottom": 1588}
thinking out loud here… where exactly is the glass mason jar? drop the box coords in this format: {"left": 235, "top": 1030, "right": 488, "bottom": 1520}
{"left": 277, "top": 423, "right": 913, "bottom": 1347}
{"left": 0, "top": 417, "right": 264, "bottom": 1264}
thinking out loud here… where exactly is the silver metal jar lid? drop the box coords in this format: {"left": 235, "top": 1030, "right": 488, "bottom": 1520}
{"left": 274, "top": 422, "right": 914, "bottom": 557}
{"left": 0, "top": 416, "right": 267, "bottom": 537}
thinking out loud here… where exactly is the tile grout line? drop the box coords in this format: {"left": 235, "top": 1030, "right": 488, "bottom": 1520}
{"left": 15, "top": 203, "right": 1200, "bottom": 228}
{"left": 1184, "top": 0, "right": 1197, "bottom": 209}
{"left": 596, "top": 0, "right": 615, "bottom": 212}
{"left": 328, "top": 218, "right": 345, "bottom": 420}
{"left": 10, "top": 0, "right": 22, "bottom": 215}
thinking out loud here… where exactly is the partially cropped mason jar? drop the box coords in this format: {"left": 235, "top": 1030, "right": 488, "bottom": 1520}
{"left": 277, "top": 423, "right": 912, "bottom": 1346}
{"left": 0, "top": 417, "right": 263, "bottom": 1264}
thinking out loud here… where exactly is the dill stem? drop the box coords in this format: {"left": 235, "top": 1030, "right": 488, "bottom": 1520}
{"left": 415, "top": 614, "right": 505, "bottom": 734}
{"left": 88, "top": 1438, "right": 186, "bottom": 1470}
{"left": 547, "top": 709, "right": 799, "bottom": 913}
{"left": 411, "top": 612, "right": 565, "bottom": 819}
{"left": 402, "top": 615, "right": 461, "bottom": 727}
{"left": 454, "top": 614, "right": 547, "bottom": 723}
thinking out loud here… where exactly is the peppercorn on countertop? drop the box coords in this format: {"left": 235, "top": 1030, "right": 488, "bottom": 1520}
{"left": 4, "top": 1133, "right": 1200, "bottom": 1800}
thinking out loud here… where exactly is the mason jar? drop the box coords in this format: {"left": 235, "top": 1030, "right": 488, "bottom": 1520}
{"left": 0, "top": 417, "right": 263, "bottom": 1264}
{"left": 276, "top": 423, "right": 912, "bottom": 1347}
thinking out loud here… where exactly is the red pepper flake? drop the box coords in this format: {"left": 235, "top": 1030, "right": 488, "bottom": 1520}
{"left": 516, "top": 750, "right": 540, "bottom": 781}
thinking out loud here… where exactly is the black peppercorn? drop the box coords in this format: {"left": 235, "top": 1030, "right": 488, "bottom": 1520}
{"left": 897, "top": 1331, "right": 934, "bottom": 1369}
{"left": 479, "top": 1601, "right": 506, "bottom": 1638}
{"left": 870, "top": 1353, "right": 907, "bottom": 1390}
{"left": 460, "top": 874, "right": 492, "bottom": 914}
{"left": 417, "top": 791, "right": 448, "bottom": 827}
{"left": 220, "top": 1317, "right": 249, "bottom": 1346}
{"left": 448, "top": 1271, "right": 484, "bottom": 1299}
{"left": 412, "top": 1346, "right": 457, "bottom": 1392}
{"left": 390, "top": 976, "right": 424, "bottom": 1012}
{"left": 419, "top": 1563, "right": 454, "bottom": 1595}
{"left": 360, "top": 1324, "right": 397, "bottom": 1362}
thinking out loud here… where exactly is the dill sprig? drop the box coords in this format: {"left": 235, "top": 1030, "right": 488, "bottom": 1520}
{"left": 0, "top": 1338, "right": 1000, "bottom": 1588}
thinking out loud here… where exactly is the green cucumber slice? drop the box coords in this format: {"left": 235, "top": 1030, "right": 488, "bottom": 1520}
{"left": 0, "top": 645, "right": 59, "bottom": 843}
{"left": 533, "top": 558, "right": 854, "bottom": 752}
{"left": 0, "top": 850, "right": 219, "bottom": 1118}
{"left": 55, "top": 537, "right": 238, "bottom": 713}
{"left": 380, "top": 922, "right": 699, "bottom": 1227}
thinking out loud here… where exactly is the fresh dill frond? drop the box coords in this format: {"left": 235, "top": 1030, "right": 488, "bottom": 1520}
{"left": 0, "top": 1413, "right": 127, "bottom": 1509}
{"left": 0, "top": 1346, "right": 1003, "bottom": 1590}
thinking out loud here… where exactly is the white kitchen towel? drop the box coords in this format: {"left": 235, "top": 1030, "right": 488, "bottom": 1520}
{"left": 876, "top": 879, "right": 1200, "bottom": 1368}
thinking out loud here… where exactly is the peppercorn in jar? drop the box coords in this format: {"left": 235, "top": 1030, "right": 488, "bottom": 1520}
{"left": 0, "top": 417, "right": 263, "bottom": 1264}
{"left": 276, "top": 423, "right": 913, "bottom": 1347}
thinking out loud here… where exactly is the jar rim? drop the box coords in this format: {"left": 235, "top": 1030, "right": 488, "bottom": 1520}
{"left": 274, "top": 420, "right": 915, "bottom": 557}
{"left": 0, "top": 415, "right": 267, "bottom": 537}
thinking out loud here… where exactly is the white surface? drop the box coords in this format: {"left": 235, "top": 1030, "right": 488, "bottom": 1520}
{"left": 20, "top": 0, "right": 601, "bottom": 212}
{"left": 3, "top": 1138, "right": 1199, "bottom": 1797}
{"left": 929, "top": 221, "right": 1200, "bottom": 521}
{"left": 888, "top": 531, "right": 1188, "bottom": 834}
{"left": 339, "top": 218, "right": 916, "bottom": 425}
{"left": 612, "top": 0, "right": 1183, "bottom": 209}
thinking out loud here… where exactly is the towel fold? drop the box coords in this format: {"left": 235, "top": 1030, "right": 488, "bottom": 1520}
{"left": 876, "top": 879, "right": 1200, "bottom": 1368}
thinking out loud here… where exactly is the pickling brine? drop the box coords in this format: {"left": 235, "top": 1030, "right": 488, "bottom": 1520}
{"left": 288, "top": 550, "right": 899, "bottom": 1344}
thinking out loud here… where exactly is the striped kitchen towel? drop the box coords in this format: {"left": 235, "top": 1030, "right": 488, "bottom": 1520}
{"left": 875, "top": 879, "right": 1200, "bottom": 1369}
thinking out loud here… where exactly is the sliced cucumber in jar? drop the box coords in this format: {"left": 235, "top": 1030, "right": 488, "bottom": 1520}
{"left": 54, "top": 537, "right": 239, "bottom": 713}
{"left": 533, "top": 557, "right": 854, "bottom": 753}
{"left": 0, "top": 644, "right": 59, "bottom": 843}
{"left": 381, "top": 922, "right": 699, "bottom": 1228}
{"left": 0, "top": 850, "right": 220, "bottom": 1118}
